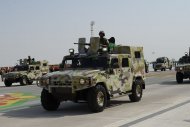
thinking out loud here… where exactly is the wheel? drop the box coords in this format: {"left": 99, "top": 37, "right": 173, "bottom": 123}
{"left": 154, "top": 69, "right": 157, "bottom": 72}
{"left": 176, "top": 72, "right": 183, "bottom": 84}
{"left": 4, "top": 79, "right": 12, "bottom": 87}
{"left": 20, "top": 76, "right": 28, "bottom": 85}
{"left": 145, "top": 68, "right": 149, "bottom": 73}
{"left": 88, "top": 85, "right": 107, "bottom": 112}
{"left": 169, "top": 67, "right": 172, "bottom": 70}
{"left": 41, "top": 89, "right": 60, "bottom": 111}
{"left": 28, "top": 80, "right": 33, "bottom": 85}
{"left": 129, "top": 80, "right": 143, "bottom": 102}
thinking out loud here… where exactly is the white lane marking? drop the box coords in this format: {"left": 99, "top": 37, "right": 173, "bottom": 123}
{"left": 104, "top": 98, "right": 190, "bottom": 127}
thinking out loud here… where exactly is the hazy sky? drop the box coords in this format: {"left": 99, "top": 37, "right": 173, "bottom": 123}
{"left": 0, "top": 0, "right": 190, "bottom": 66}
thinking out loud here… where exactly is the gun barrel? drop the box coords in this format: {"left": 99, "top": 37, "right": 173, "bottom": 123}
{"left": 74, "top": 43, "right": 90, "bottom": 45}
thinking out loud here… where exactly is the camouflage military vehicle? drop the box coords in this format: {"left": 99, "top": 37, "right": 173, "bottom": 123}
{"left": 175, "top": 49, "right": 190, "bottom": 84}
{"left": 3, "top": 56, "right": 49, "bottom": 87}
{"left": 37, "top": 37, "right": 146, "bottom": 112}
{"left": 154, "top": 57, "right": 172, "bottom": 71}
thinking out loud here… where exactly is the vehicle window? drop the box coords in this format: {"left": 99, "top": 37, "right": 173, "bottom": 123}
{"left": 122, "top": 58, "right": 129, "bottom": 67}
{"left": 135, "top": 51, "right": 141, "bottom": 58}
{"left": 64, "top": 60, "right": 72, "bottom": 68}
{"left": 36, "top": 66, "right": 40, "bottom": 70}
{"left": 30, "top": 67, "right": 34, "bottom": 70}
{"left": 156, "top": 58, "right": 164, "bottom": 63}
{"left": 63, "top": 57, "right": 108, "bottom": 69}
{"left": 111, "top": 58, "right": 119, "bottom": 68}
{"left": 14, "top": 65, "right": 29, "bottom": 71}
{"left": 43, "top": 63, "right": 47, "bottom": 66}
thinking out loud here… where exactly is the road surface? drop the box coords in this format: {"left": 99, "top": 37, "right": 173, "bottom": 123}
{"left": 0, "top": 70, "right": 190, "bottom": 127}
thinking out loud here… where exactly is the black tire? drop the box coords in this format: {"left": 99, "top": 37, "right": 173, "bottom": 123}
{"left": 145, "top": 68, "right": 149, "bottom": 73}
{"left": 129, "top": 80, "right": 143, "bottom": 102}
{"left": 20, "top": 76, "right": 28, "bottom": 85}
{"left": 154, "top": 69, "right": 157, "bottom": 72}
{"left": 176, "top": 72, "right": 183, "bottom": 84}
{"left": 41, "top": 89, "right": 60, "bottom": 111}
{"left": 88, "top": 85, "right": 107, "bottom": 113}
{"left": 28, "top": 80, "right": 33, "bottom": 85}
{"left": 4, "top": 79, "right": 12, "bottom": 87}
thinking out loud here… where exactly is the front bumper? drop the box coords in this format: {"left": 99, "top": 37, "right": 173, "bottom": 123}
{"left": 4, "top": 77, "right": 20, "bottom": 82}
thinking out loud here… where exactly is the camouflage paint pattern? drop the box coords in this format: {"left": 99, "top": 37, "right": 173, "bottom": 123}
{"left": 3, "top": 60, "right": 49, "bottom": 84}
{"left": 38, "top": 38, "right": 145, "bottom": 99}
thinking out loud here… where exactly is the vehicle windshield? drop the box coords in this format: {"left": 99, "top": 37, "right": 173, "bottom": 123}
{"left": 14, "top": 65, "right": 29, "bottom": 71}
{"left": 178, "top": 56, "right": 190, "bottom": 64}
{"left": 62, "top": 57, "right": 108, "bottom": 69}
{"left": 156, "top": 58, "right": 164, "bottom": 63}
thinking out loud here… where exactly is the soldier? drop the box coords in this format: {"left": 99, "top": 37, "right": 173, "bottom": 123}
{"left": 99, "top": 31, "right": 108, "bottom": 47}
{"left": 108, "top": 37, "right": 116, "bottom": 52}
{"left": 1, "top": 68, "right": 5, "bottom": 81}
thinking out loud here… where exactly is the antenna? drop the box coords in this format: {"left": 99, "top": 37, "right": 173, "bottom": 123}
{"left": 90, "top": 21, "right": 95, "bottom": 37}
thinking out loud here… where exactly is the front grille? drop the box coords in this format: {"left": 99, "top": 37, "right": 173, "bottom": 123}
{"left": 183, "top": 66, "right": 190, "bottom": 71}
{"left": 156, "top": 65, "right": 161, "bottom": 68}
{"left": 51, "top": 87, "right": 72, "bottom": 94}
{"left": 53, "top": 81, "right": 71, "bottom": 86}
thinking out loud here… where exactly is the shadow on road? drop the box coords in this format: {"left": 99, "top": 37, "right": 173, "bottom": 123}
{"left": 2, "top": 99, "right": 131, "bottom": 118}
{"left": 2, "top": 102, "right": 91, "bottom": 118}
{"left": 161, "top": 80, "right": 190, "bottom": 85}
{"left": 0, "top": 84, "right": 35, "bottom": 88}
{"left": 107, "top": 100, "right": 131, "bottom": 108}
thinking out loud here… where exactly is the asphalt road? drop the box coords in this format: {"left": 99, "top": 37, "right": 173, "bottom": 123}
{"left": 0, "top": 70, "right": 190, "bottom": 127}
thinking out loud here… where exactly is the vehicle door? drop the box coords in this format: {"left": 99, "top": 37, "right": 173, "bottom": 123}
{"left": 27, "top": 66, "right": 36, "bottom": 79}
{"left": 107, "top": 57, "right": 122, "bottom": 94}
{"left": 119, "top": 57, "right": 133, "bottom": 92}
{"left": 34, "top": 65, "right": 42, "bottom": 77}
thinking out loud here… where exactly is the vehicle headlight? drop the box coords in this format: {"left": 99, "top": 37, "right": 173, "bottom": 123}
{"left": 79, "top": 78, "right": 85, "bottom": 84}
{"left": 102, "top": 47, "right": 108, "bottom": 52}
{"left": 180, "top": 67, "right": 183, "bottom": 70}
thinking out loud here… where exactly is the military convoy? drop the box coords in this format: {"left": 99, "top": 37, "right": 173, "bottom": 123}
{"left": 153, "top": 57, "right": 172, "bottom": 71}
{"left": 175, "top": 49, "right": 190, "bottom": 84}
{"left": 37, "top": 37, "right": 146, "bottom": 112}
{"left": 3, "top": 56, "right": 49, "bottom": 87}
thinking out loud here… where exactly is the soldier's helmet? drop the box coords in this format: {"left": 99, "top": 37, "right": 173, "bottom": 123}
{"left": 99, "top": 31, "right": 105, "bottom": 37}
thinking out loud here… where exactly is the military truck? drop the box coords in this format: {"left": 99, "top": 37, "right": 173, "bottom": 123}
{"left": 3, "top": 56, "right": 49, "bottom": 87}
{"left": 154, "top": 57, "right": 172, "bottom": 71}
{"left": 37, "top": 37, "right": 146, "bottom": 112}
{"left": 175, "top": 48, "right": 190, "bottom": 84}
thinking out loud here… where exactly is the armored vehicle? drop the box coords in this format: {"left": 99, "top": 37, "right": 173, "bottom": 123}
{"left": 175, "top": 49, "right": 190, "bottom": 83}
{"left": 3, "top": 56, "right": 49, "bottom": 87}
{"left": 154, "top": 57, "right": 172, "bottom": 71}
{"left": 37, "top": 37, "right": 146, "bottom": 112}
